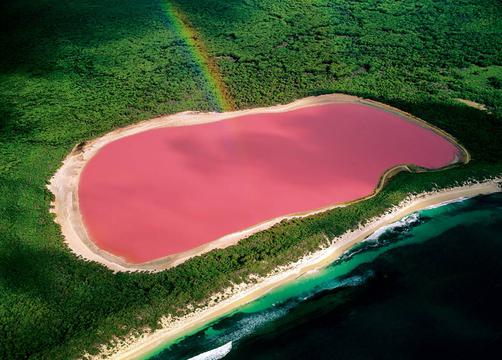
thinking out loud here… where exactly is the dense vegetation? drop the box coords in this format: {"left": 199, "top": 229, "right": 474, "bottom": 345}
{"left": 173, "top": 0, "right": 502, "bottom": 113}
{"left": 0, "top": 0, "right": 501, "bottom": 358}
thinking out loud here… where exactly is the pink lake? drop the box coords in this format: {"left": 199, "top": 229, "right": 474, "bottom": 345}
{"left": 78, "top": 103, "right": 459, "bottom": 263}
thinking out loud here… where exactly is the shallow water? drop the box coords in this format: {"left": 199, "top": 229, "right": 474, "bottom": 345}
{"left": 149, "top": 192, "right": 502, "bottom": 359}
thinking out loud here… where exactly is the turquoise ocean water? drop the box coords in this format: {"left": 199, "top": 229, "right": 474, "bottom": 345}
{"left": 149, "top": 192, "right": 502, "bottom": 359}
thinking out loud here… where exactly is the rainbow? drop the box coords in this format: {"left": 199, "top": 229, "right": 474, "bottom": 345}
{"left": 161, "top": 1, "right": 234, "bottom": 112}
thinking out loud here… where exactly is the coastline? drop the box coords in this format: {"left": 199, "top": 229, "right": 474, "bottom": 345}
{"left": 48, "top": 93, "right": 468, "bottom": 272}
{"left": 90, "top": 179, "right": 501, "bottom": 360}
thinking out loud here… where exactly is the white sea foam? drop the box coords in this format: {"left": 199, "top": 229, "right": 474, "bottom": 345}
{"left": 423, "top": 196, "right": 468, "bottom": 210}
{"left": 300, "top": 270, "right": 374, "bottom": 302}
{"left": 337, "top": 270, "right": 374, "bottom": 287}
{"left": 221, "top": 306, "right": 289, "bottom": 342}
{"left": 218, "top": 271, "right": 374, "bottom": 343}
{"left": 326, "top": 270, "right": 374, "bottom": 290}
{"left": 188, "top": 341, "right": 232, "bottom": 360}
{"left": 364, "top": 212, "right": 421, "bottom": 242}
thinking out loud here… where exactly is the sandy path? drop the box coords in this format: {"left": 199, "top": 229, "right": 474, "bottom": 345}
{"left": 48, "top": 94, "right": 468, "bottom": 272}
{"left": 455, "top": 98, "right": 488, "bottom": 112}
{"left": 89, "top": 180, "right": 501, "bottom": 359}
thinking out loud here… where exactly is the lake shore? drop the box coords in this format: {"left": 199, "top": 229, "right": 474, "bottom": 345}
{"left": 48, "top": 93, "right": 468, "bottom": 272}
{"left": 90, "top": 179, "right": 501, "bottom": 360}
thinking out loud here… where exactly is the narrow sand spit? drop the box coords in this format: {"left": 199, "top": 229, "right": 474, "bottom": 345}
{"left": 88, "top": 179, "right": 501, "bottom": 360}
{"left": 455, "top": 98, "right": 489, "bottom": 112}
{"left": 49, "top": 94, "right": 469, "bottom": 272}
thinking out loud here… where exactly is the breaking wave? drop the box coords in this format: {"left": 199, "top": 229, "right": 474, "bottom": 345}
{"left": 211, "top": 303, "right": 291, "bottom": 345}
{"left": 188, "top": 341, "right": 232, "bottom": 360}
{"left": 338, "top": 212, "right": 422, "bottom": 262}
{"left": 423, "top": 196, "right": 468, "bottom": 210}
{"left": 203, "top": 270, "right": 374, "bottom": 348}
{"left": 364, "top": 212, "right": 421, "bottom": 242}
{"left": 306, "top": 270, "right": 374, "bottom": 299}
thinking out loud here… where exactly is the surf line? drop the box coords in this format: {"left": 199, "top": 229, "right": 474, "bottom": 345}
{"left": 161, "top": 0, "right": 234, "bottom": 112}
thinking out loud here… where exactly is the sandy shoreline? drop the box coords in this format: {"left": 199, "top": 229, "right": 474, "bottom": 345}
{"left": 90, "top": 179, "right": 501, "bottom": 360}
{"left": 48, "top": 94, "right": 468, "bottom": 272}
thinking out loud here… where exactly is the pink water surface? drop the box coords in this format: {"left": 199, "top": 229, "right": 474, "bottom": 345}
{"left": 78, "top": 103, "right": 459, "bottom": 263}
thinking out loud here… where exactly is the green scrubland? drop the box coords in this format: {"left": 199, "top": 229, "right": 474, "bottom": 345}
{"left": 0, "top": 0, "right": 501, "bottom": 358}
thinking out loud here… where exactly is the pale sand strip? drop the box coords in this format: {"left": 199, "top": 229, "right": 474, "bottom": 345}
{"left": 48, "top": 94, "right": 468, "bottom": 272}
{"left": 89, "top": 179, "right": 501, "bottom": 360}
{"left": 455, "top": 98, "right": 488, "bottom": 112}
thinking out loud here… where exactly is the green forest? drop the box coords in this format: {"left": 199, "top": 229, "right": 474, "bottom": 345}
{"left": 0, "top": 0, "right": 501, "bottom": 358}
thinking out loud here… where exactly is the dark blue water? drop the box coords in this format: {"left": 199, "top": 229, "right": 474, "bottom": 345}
{"left": 150, "top": 192, "right": 502, "bottom": 359}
